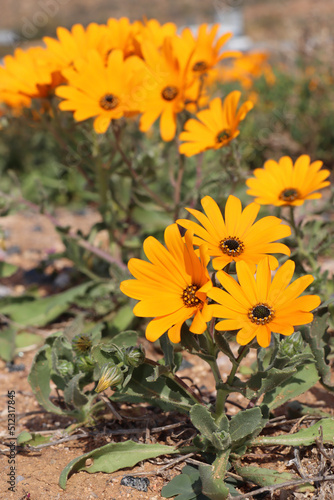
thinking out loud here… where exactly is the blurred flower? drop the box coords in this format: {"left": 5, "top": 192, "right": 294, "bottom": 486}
{"left": 208, "top": 257, "right": 320, "bottom": 348}
{"left": 43, "top": 22, "right": 107, "bottom": 71}
{"left": 0, "top": 46, "right": 61, "bottom": 109}
{"left": 179, "top": 91, "right": 253, "bottom": 156}
{"left": 134, "top": 18, "right": 177, "bottom": 55}
{"left": 246, "top": 155, "right": 331, "bottom": 206}
{"left": 102, "top": 17, "right": 139, "bottom": 59}
{"left": 179, "top": 24, "right": 240, "bottom": 77}
{"left": 56, "top": 49, "right": 144, "bottom": 133}
{"left": 177, "top": 195, "right": 291, "bottom": 272}
{"left": 95, "top": 363, "right": 124, "bottom": 393}
{"left": 120, "top": 224, "right": 212, "bottom": 343}
{"left": 219, "top": 51, "right": 275, "bottom": 89}
{"left": 138, "top": 38, "right": 191, "bottom": 141}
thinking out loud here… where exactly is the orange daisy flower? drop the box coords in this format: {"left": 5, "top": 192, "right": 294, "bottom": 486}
{"left": 43, "top": 23, "right": 107, "bottom": 71}
{"left": 246, "top": 155, "right": 331, "bottom": 206}
{"left": 138, "top": 38, "right": 191, "bottom": 141}
{"left": 177, "top": 195, "right": 291, "bottom": 272}
{"left": 120, "top": 224, "right": 213, "bottom": 343}
{"left": 102, "top": 17, "right": 139, "bottom": 59}
{"left": 0, "top": 47, "right": 59, "bottom": 102}
{"left": 208, "top": 257, "right": 321, "bottom": 348}
{"left": 179, "top": 91, "right": 253, "bottom": 156}
{"left": 56, "top": 49, "right": 144, "bottom": 133}
{"left": 179, "top": 24, "right": 240, "bottom": 76}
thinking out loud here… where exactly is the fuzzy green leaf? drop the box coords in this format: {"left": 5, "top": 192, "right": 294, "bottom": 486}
{"left": 301, "top": 312, "right": 333, "bottom": 391}
{"left": 261, "top": 362, "right": 319, "bottom": 410}
{"left": 63, "top": 373, "right": 89, "bottom": 409}
{"left": 199, "top": 451, "right": 230, "bottom": 500}
{"left": 0, "top": 327, "right": 16, "bottom": 361}
{"left": 28, "top": 346, "right": 65, "bottom": 415}
{"left": 1, "top": 282, "right": 91, "bottom": 327}
{"left": 252, "top": 418, "right": 334, "bottom": 447}
{"left": 59, "top": 440, "right": 177, "bottom": 489}
{"left": 234, "top": 464, "right": 313, "bottom": 490}
{"left": 111, "top": 363, "right": 196, "bottom": 412}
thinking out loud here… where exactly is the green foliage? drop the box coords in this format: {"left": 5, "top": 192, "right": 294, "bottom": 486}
{"left": 261, "top": 362, "right": 319, "bottom": 410}
{"left": 59, "top": 441, "right": 178, "bottom": 489}
{"left": 301, "top": 311, "right": 334, "bottom": 392}
{"left": 111, "top": 362, "right": 197, "bottom": 412}
{"left": 233, "top": 464, "right": 313, "bottom": 491}
{"left": 162, "top": 465, "right": 210, "bottom": 500}
{"left": 252, "top": 418, "right": 334, "bottom": 447}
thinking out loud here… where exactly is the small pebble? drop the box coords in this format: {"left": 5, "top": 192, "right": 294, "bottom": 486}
{"left": 16, "top": 475, "right": 25, "bottom": 484}
{"left": 32, "top": 225, "right": 43, "bottom": 232}
{"left": 6, "top": 362, "right": 25, "bottom": 372}
{"left": 6, "top": 245, "right": 21, "bottom": 255}
{"left": 120, "top": 476, "right": 150, "bottom": 492}
{"left": 0, "top": 285, "right": 12, "bottom": 297}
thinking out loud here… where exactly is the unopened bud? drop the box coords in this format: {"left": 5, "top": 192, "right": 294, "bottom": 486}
{"left": 57, "top": 360, "right": 74, "bottom": 378}
{"left": 77, "top": 355, "right": 94, "bottom": 373}
{"left": 95, "top": 363, "right": 124, "bottom": 393}
{"left": 125, "top": 346, "right": 145, "bottom": 367}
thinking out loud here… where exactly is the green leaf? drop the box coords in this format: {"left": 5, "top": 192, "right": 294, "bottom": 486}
{"left": 17, "top": 431, "right": 51, "bottom": 447}
{"left": 161, "top": 466, "right": 209, "bottom": 500}
{"left": 1, "top": 282, "right": 92, "bottom": 327}
{"left": 59, "top": 440, "right": 177, "bottom": 489}
{"left": 246, "top": 366, "right": 297, "bottom": 400}
{"left": 199, "top": 451, "right": 230, "bottom": 500}
{"left": 110, "top": 305, "right": 134, "bottom": 332}
{"left": 229, "top": 407, "right": 266, "bottom": 446}
{"left": 63, "top": 315, "right": 85, "bottom": 342}
{"left": 0, "top": 326, "right": 16, "bottom": 361}
{"left": 27, "top": 346, "right": 65, "bottom": 415}
{"left": 301, "top": 312, "right": 333, "bottom": 391}
{"left": 15, "top": 332, "right": 44, "bottom": 350}
{"left": 234, "top": 464, "right": 313, "bottom": 490}
{"left": 63, "top": 373, "right": 89, "bottom": 409}
{"left": 0, "top": 262, "right": 18, "bottom": 278}
{"left": 252, "top": 418, "right": 334, "bottom": 447}
{"left": 160, "top": 333, "right": 176, "bottom": 370}
{"left": 108, "top": 330, "right": 138, "bottom": 348}
{"left": 261, "top": 362, "right": 319, "bottom": 410}
{"left": 111, "top": 363, "right": 196, "bottom": 412}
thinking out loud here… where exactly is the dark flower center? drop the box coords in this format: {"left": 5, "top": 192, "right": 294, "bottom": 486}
{"left": 99, "top": 93, "right": 119, "bottom": 110}
{"left": 192, "top": 60, "right": 208, "bottom": 72}
{"left": 161, "top": 86, "right": 179, "bottom": 101}
{"left": 219, "top": 236, "right": 244, "bottom": 257}
{"left": 216, "top": 129, "right": 232, "bottom": 143}
{"left": 182, "top": 284, "right": 201, "bottom": 308}
{"left": 279, "top": 188, "right": 300, "bottom": 202}
{"left": 248, "top": 303, "right": 275, "bottom": 325}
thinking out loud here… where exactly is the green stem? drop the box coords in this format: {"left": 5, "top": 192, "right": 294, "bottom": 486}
{"left": 111, "top": 123, "right": 171, "bottom": 212}
{"left": 226, "top": 345, "right": 249, "bottom": 386}
{"left": 214, "top": 345, "right": 249, "bottom": 424}
{"left": 289, "top": 206, "right": 318, "bottom": 273}
{"left": 144, "top": 358, "right": 205, "bottom": 405}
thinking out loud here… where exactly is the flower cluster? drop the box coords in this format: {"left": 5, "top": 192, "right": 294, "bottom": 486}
{"left": 121, "top": 182, "right": 326, "bottom": 347}
{"left": 0, "top": 18, "right": 256, "bottom": 152}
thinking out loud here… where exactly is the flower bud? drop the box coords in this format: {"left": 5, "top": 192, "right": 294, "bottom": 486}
{"left": 72, "top": 334, "right": 92, "bottom": 354}
{"left": 77, "top": 355, "right": 94, "bottom": 373}
{"left": 57, "top": 360, "right": 74, "bottom": 378}
{"left": 95, "top": 363, "right": 124, "bottom": 393}
{"left": 280, "top": 331, "right": 304, "bottom": 357}
{"left": 124, "top": 346, "right": 145, "bottom": 367}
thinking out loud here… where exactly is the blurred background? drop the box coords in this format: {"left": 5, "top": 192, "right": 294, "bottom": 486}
{"left": 1, "top": 0, "right": 333, "bottom": 55}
